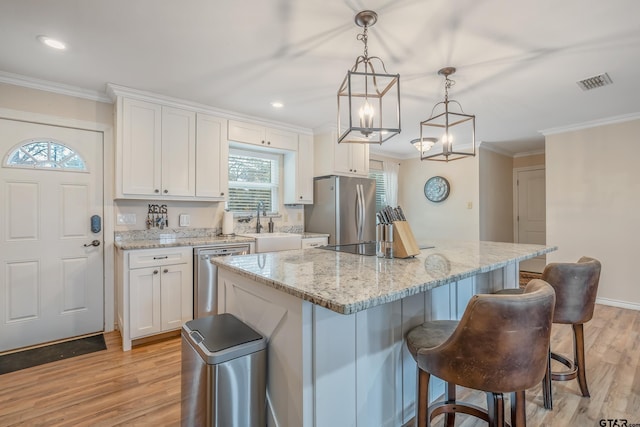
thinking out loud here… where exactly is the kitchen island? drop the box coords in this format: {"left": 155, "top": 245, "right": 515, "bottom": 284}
{"left": 212, "top": 240, "right": 556, "bottom": 427}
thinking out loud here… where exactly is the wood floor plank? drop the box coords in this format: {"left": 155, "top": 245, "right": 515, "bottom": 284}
{"left": 1, "top": 303, "right": 639, "bottom": 426}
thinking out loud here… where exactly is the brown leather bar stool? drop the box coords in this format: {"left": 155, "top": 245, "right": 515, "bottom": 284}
{"left": 406, "top": 279, "right": 555, "bottom": 427}
{"left": 497, "top": 256, "right": 601, "bottom": 409}
{"left": 540, "top": 256, "right": 601, "bottom": 409}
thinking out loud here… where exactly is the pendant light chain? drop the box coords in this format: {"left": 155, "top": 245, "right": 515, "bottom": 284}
{"left": 357, "top": 24, "right": 369, "bottom": 61}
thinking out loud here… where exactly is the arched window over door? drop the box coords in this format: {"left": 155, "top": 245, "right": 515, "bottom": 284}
{"left": 4, "top": 139, "right": 87, "bottom": 171}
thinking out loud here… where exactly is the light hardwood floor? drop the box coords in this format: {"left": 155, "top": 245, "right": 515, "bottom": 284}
{"left": 0, "top": 304, "right": 638, "bottom": 426}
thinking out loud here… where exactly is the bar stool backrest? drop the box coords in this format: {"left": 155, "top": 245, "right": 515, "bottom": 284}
{"left": 416, "top": 279, "right": 556, "bottom": 394}
{"left": 542, "top": 256, "right": 601, "bottom": 324}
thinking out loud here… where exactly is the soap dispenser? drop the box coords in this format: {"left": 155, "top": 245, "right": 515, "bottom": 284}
{"left": 268, "top": 217, "right": 274, "bottom": 233}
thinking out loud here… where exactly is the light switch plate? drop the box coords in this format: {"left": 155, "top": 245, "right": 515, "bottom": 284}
{"left": 179, "top": 214, "right": 190, "bottom": 227}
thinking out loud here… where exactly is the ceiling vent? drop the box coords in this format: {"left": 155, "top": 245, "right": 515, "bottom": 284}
{"left": 577, "top": 73, "right": 613, "bottom": 91}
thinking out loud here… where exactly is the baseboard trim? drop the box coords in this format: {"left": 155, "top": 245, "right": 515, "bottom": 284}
{"left": 596, "top": 297, "right": 640, "bottom": 311}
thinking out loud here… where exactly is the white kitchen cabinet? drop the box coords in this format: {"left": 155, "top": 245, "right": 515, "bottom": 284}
{"left": 195, "top": 113, "right": 228, "bottom": 200}
{"left": 228, "top": 119, "right": 298, "bottom": 151}
{"left": 116, "top": 246, "right": 192, "bottom": 350}
{"left": 117, "top": 98, "right": 196, "bottom": 199}
{"left": 313, "top": 130, "right": 369, "bottom": 177}
{"left": 283, "top": 134, "right": 314, "bottom": 204}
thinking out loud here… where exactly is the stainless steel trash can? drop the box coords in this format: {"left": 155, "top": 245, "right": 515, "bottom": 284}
{"left": 181, "top": 313, "right": 267, "bottom": 427}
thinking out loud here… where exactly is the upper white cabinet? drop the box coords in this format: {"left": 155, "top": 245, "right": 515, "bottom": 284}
{"left": 313, "top": 130, "right": 369, "bottom": 177}
{"left": 228, "top": 120, "right": 298, "bottom": 151}
{"left": 195, "top": 113, "right": 228, "bottom": 199}
{"left": 283, "top": 134, "right": 314, "bottom": 204}
{"left": 161, "top": 106, "right": 196, "bottom": 197}
{"left": 115, "top": 96, "right": 227, "bottom": 201}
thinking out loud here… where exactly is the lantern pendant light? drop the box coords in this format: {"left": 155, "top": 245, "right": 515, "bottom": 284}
{"left": 418, "top": 67, "right": 476, "bottom": 161}
{"left": 337, "top": 10, "right": 401, "bottom": 144}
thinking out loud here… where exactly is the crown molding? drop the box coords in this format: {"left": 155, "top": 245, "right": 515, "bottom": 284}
{"left": 513, "top": 149, "right": 545, "bottom": 158}
{"left": 478, "top": 141, "right": 513, "bottom": 157}
{"left": 540, "top": 112, "right": 640, "bottom": 136}
{"left": 0, "top": 71, "right": 112, "bottom": 103}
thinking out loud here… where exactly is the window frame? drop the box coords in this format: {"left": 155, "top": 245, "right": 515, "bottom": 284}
{"left": 3, "top": 139, "right": 88, "bottom": 172}
{"left": 227, "top": 147, "right": 281, "bottom": 214}
{"left": 368, "top": 159, "right": 387, "bottom": 212}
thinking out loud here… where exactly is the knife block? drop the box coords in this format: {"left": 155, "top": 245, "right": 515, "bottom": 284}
{"left": 392, "top": 221, "right": 420, "bottom": 258}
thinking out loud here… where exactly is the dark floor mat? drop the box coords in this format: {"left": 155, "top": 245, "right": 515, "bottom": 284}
{"left": 0, "top": 334, "right": 107, "bottom": 375}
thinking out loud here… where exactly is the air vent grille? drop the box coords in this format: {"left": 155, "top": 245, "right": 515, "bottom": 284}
{"left": 577, "top": 73, "right": 613, "bottom": 91}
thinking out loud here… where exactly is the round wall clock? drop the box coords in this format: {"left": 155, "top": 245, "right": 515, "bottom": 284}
{"left": 424, "top": 176, "right": 450, "bottom": 202}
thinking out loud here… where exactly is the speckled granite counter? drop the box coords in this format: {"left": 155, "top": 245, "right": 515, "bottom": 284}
{"left": 212, "top": 239, "right": 556, "bottom": 314}
{"left": 114, "top": 228, "right": 326, "bottom": 250}
{"left": 114, "top": 234, "right": 255, "bottom": 250}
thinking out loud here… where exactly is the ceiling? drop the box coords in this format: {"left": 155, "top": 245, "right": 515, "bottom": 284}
{"left": 1, "top": 0, "right": 640, "bottom": 159}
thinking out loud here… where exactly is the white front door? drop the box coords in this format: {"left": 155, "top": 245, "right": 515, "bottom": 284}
{"left": 0, "top": 118, "right": 104, "bottom": 352}
{"left": 515, "top": 167, "right": 546, "bottom": 273}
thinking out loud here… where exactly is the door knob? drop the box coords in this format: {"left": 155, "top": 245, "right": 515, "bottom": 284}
{"left": 83, "top": 240, "right": 101, "bottom": 247}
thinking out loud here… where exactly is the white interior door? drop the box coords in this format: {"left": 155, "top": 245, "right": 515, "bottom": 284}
{"left": 0, "top": 118, "right": 104, "bottom": 352}
{"left": 515, "top": 167, "right": 546, "bottom": 273}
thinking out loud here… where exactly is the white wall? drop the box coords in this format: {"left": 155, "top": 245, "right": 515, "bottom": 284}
{"left": 546, "top": 118, "right": 640, "bottom": 307}
{"left": 398, "top": 155, "right": 479, "bottom": 243}
{"left": 479, "top": 146, "right": 514, "bottom": 242}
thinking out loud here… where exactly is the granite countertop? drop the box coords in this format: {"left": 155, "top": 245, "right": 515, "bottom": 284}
{"left": 211, "top": 240, "right": 557, "bottom": 315}
{"left": 114, "top": 228, "right": 328, "bottom": 250}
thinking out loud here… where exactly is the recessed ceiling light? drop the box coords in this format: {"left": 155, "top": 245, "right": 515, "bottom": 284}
{"left": 37, "top": 35, "right": 67, "bottom": 50}
{"left": 270, "top": 101, "right": 284, "bottom": 108}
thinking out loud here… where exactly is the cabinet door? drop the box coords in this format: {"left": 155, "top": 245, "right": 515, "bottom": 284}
{"left": 228, "top": 120, "right": 265, "bottom": 146}
{"left": 350, "top": 144, "right": 369, "bottom": 176}
{"left": 297, "top": 134, "right": 314, "bottom": 203}
{"left": 333, "top": 142, "right": 352, "bottom": 175}
{"left": 161, "top": 107, "right": 196, "bottom": 197}
{"left": 129, "top": 266, "right": 161, "bottom": 338}
{"left": 266, "top": 128, "right": 298, "bottom": 151}
{"left": 160, "top": 263, "right": 192, "bottom": 331}
{"left": 196, "top": 113, "right": 228, "bottom": 199}
{"left": 121, "top": 98, "right": 162, "bottom": 196}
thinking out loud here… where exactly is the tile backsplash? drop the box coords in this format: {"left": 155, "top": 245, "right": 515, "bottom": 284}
{"left": 114, "top": 200, "right": 305, "bottom": 235}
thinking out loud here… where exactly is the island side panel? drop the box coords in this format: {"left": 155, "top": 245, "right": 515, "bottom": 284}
{"left": 218, "top": 268, "right": 311, "bottom": 427}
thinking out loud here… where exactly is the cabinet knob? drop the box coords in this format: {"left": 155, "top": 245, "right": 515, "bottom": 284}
{"left": 154, "top": 189, "right": 159, "bottom": 193}
{"left": 164, "top": 268, "right": 168, "bottom": 273}
{"left": 163, "top": 189, "right": 168, "bottom": 194}
{"left": 299, "top": 196, "right": 303, "bottom": 199}
{"left": 354, "top": 170, "right": 357, "bottom": 173}
{"left": 153, "top": 270, "right": 159, "bottom": 274}
{"left": 349, "top": 169, "right": 353, "bottom": 172}
{"left": 261, "top": 140, "right": 265, "bottom": 144}
{"left": 267, "top": 141, "right": 271, "bottom": 145}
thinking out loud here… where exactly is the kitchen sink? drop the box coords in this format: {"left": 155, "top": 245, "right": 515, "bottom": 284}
{"left": 239, "top": 232, "right": 302, "bottom": 253}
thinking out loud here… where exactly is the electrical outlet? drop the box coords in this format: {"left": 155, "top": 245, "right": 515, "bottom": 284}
{"left": 116, "top": 213, "right": 136, "bottom": 225}
{"left": 179, "top": 214, "right": 190, "bottom": 227}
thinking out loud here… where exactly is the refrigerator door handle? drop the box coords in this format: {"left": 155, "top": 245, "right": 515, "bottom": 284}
{"left": 355, "top": 184, "right": 365, "bottom": 241}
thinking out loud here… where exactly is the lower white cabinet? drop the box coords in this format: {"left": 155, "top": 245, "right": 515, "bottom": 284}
{"left": 116, "top": 246, "right": 193, "bottom": 351}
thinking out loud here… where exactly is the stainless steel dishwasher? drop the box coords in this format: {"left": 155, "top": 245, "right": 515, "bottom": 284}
{"left": 194, "top": 244, "right": 251, "bottom": 318}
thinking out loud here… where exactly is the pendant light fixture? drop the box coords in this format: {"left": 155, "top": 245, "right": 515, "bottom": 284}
{"left": 417, "top": 67, "right": 476, "bottom": 161}
{"left": 337, "top": 10, "right": 401, "bottom": 144}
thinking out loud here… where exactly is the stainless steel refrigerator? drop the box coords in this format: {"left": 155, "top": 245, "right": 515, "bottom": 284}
{"left": 304, "top": 175, "right": 376, "bottom": 245}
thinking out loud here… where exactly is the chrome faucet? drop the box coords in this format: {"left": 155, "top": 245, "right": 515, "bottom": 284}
{"left": 256, "top": 201, "right": 265, "bottom": 233}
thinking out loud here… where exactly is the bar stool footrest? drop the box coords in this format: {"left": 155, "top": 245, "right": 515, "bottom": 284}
{"left": 550, "top": 351, "right": 578, "bottom": 381}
